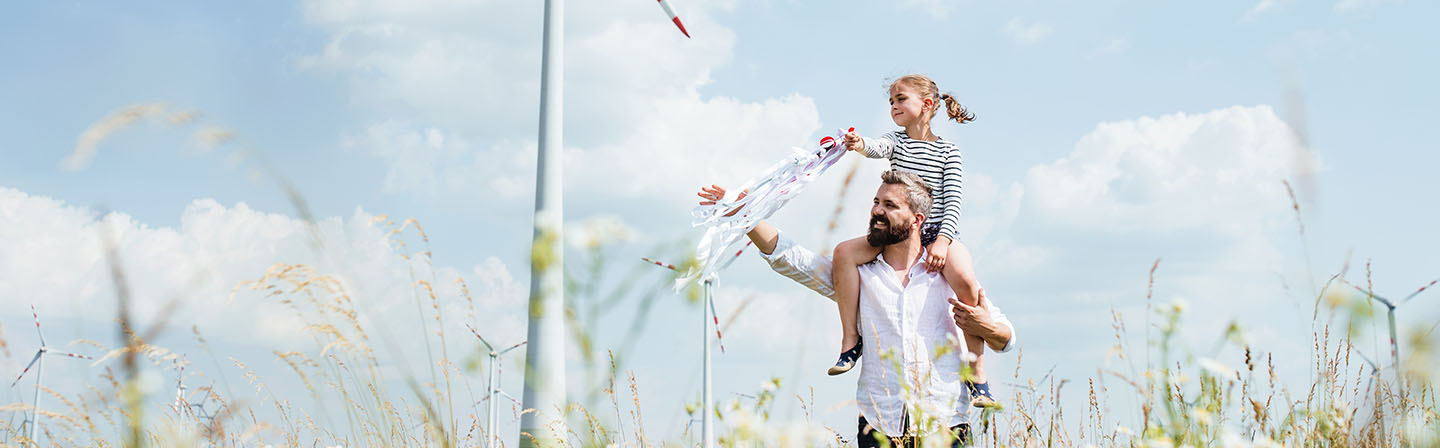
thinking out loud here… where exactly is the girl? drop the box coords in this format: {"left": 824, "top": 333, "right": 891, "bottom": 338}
{"left": 829, "top": 74, "right": 993, "bottom": 406}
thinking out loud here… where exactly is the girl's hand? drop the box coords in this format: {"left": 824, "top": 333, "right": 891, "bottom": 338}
{"left": 843, "top": 130, "right": 863, "bottom": 152}
{"left": 925, "top": 236, "right": 950, "bottom": 272}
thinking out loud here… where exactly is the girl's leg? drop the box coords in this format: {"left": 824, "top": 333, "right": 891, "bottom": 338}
{"left": 829, "top": 236, "right": 881, "bottom": 375}
{"left": 939, "top": 241, "right": 992, "bottom": 405}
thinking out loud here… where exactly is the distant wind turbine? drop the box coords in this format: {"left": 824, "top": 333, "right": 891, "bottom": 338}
{"left": 468, "top": 324, "right": 526, "bottom": 448}
{"left": 1345, "top": 277, "right": 1437, "bottom": 386}
{"left": 11, "top": 305, "right": 93, "bottom": 446}
{"left": 172, "top": 356, "right": 188, "bottom": 413}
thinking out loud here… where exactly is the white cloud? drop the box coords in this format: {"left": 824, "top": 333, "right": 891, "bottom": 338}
{"left": 0, "top": 186, "right": 527, "bottom": 352}
{"left": 1022, "top": 105, "right": 1300, "bottom": 239}
{"left": 997, "top": 105, "right": 1315, "bottom": 358}
{"left": 345, "top": 121, "right": 535, "bottom": 199}
{"left": 302, "top": 0, "right": 824, "bottom": 212}
{"left": 568, "top": 93, "right": 822, "bottom": 202}
{"left": 1004, "top": 18, "right": 1053, "bottom": 45}
{"left": 301, "top": 0, "right": 740, "bottom": 142}
{"left": 566, "top": 214, "right": 638, "bottom": 250}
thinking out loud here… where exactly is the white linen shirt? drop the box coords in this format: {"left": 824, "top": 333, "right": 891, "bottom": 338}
{"left": 756, "top": 232, "right": 1016, "bottom": 435}
{"left": 755, "top": 233, "right": 1015, "bottom": 352}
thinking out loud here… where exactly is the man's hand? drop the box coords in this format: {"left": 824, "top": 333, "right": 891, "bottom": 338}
{"left": 697, "top": 185, "right": 748, "bottom": 217}
{"left": 843, "top": 130, "right": 863, "bottom": 152}
{"left": 697, "top": 184, "right": 727, "bottom": 205}
{"left": 925, "top": 236, "right": 950, "bottom": 272}
{"left": 699, "top": 185, "right": 778, "bottom": 254}
{"left": 949, "top": 288, "right": 996, "bottom": 341}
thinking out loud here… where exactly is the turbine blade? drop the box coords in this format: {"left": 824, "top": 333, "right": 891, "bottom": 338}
{"left": 47, "top": 351, "right": 93, "bottom": 360}
{"left": 498, "top": 340, "right": 527, "bottom": 356}
{"left": 1348, "top": 343, "right": 1380, "bottom": 370}
{"left": 1402, "top": 277, "right": 1438, "bottom": 305}
{"left": 656, "top": 0, "right": 691, "bottom": 38}
{"left": 30, "top": 305, "right": 45, "bottom": 347}
{"left": 466, "top": 324, "right": 495, "bottom": 352}
{"left": 498, "top": 390, "right": 521, "bottom": 404}
{"left": 12, "top": 351, "right": 42, "bottom": 387}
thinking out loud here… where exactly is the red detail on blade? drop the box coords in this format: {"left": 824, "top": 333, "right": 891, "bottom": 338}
{"left": 848, "top": 127, "right": 855, "bottom": 133}
{"left": 672, "top": 17, "right": 691, "bottom": 38}
{"left": 642, "top": 257, "right": 679, "bottom": 271}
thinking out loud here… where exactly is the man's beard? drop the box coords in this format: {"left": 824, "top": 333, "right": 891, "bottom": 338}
{"left": 866, "top": 214, "right": 911, "bottom": 247}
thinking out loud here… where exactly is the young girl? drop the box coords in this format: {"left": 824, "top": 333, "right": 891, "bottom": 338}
{"left": 829, "top": 74, "right": 993, "bottom": 406}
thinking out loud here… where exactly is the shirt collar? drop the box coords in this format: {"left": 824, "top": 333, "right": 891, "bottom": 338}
{"left": 873, "top": 246, "right": 929, "bottom": 276}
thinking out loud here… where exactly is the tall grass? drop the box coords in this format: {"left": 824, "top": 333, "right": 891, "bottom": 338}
{"left": 3, "top": 104, "right": 1435, "bottom": 447}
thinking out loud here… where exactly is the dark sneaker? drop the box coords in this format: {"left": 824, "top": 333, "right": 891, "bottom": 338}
{"left": 968, "top": 381, "right": 995, "bottom": 408}
{"left": 827, "top": 338, "right": 863, "bottom": 376}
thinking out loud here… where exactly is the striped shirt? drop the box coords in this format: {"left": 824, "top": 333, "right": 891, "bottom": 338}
{"left": 859, "top": 130, "right": 963, "bottom": 242}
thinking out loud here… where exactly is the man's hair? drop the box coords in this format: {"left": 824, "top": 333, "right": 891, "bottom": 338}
{"left": 879, "top": 170, "right": 933, "bottom": 220}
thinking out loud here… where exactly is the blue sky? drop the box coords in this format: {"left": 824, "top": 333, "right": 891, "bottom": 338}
{"left": 2, "top": 0, "right": 1438, "bottom": 444}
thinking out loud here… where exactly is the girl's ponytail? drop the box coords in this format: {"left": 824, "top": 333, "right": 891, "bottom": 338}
{"left": 939, "top": 93, "right": 976, "bottom": 124}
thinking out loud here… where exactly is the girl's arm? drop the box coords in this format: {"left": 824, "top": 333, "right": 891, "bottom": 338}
{"left": 850, "top": 131, "right": 896, "bottom": 160}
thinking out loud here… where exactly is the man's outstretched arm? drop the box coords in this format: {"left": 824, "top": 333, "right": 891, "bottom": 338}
{"left": 698, "top": 184, "right": 833, "bottom": 298}
{"left": 747, "top": 221, "right": 781, "bottom": 256}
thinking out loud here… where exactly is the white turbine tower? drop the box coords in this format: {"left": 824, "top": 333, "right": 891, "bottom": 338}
{"left": 11, "top": 305, "right": 93, "bottom": 445}
{"left": 518, "top": 1, "right": 691, "bottom": 445}
{"left": 468, "top": 325, "right": 526, "bottom": 448}
{"left": 172, "top": 356, "right": 188, "bottom": 414}
{"left": 519, "top": 0, "right": 566, "bottom": 445}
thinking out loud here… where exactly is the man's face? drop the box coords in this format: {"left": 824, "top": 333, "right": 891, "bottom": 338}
{"left": 867, "top": 183, "right": 921, "bottom": 247}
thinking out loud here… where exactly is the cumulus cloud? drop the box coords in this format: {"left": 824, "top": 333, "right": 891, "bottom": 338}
{"left": 344, "top": 121, "right": 536, "bottom": 199}
{"left": 1022, "top": 105, "right": 1300, "bottom": 239}
{"left": 302, "top": 0, "right": 825, "bottom": 214}
{"left": 996, "top": 105, "right": 1316, "bottom": 358}
{"left": 0, "top": 187, "right": 527, "bottom": 353}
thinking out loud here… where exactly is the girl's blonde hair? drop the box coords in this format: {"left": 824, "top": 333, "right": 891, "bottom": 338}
{"left": 891, "top": 74, "right": 976, "bottom": 124}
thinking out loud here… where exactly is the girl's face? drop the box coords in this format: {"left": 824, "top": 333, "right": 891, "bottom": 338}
{"left": 889, "top": 83, "right": 931, "bottom": 127}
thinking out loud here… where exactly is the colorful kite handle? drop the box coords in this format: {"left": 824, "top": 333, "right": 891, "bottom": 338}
{"left": 818, "top": 127, "right": 855, "bottom": 150}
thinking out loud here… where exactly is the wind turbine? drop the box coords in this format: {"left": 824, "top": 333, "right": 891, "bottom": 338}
{"left": 1344, "top": 277, "right": 1437, "bottom": 395}
{"left": 468, "top": 325, "right": 526, "bottom": 448}
{"left": 172, "top": 356, "right": 188, "bottom": 414}
{"left": 11, "top": 305, "right": 93, "bottom": 445}
{"left": 640, "top": 253, "right": 741, "bottom": 448}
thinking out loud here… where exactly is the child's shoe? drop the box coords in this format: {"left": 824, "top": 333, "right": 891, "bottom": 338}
{"left": 967, "top": 381, "right": 995, "bottom": 408}
{"left": 826, "top": 338, "right": 863, "bottom": 376}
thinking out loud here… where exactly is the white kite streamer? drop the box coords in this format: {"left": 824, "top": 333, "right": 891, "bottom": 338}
{"left": 684, "top": 128, "right": 852, "bottom": 286}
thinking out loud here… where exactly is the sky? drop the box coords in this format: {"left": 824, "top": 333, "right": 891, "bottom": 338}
{"left": 1, "top": 0, "right": 1438, "bottom": 444}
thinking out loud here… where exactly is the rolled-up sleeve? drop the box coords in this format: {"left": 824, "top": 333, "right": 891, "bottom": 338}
{"left": 980, "top": 298, "right": 1017, "bottom": 353}
{"left": 756, "top": 232, "right": 836, "bottom": 301}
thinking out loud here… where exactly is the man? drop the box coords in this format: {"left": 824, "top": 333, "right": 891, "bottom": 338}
{"left": 697, "top": 171, "right": 1016, "bottom": 446}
